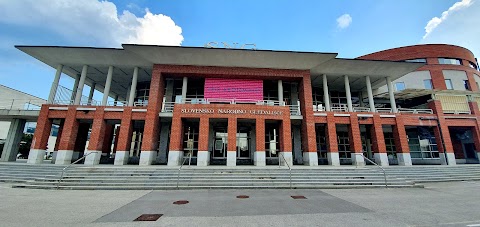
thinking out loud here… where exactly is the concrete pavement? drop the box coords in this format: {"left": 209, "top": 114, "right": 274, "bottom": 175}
{"left": 0, "top": 181, "right": 479, "bottom": 226}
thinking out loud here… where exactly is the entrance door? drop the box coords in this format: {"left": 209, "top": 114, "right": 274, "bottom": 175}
{"left": 464, "top": 143, "right": 478, "bottom": 163}
{"left": 236, "top": 129, "right": 250, "bottom": 159}
{"left": 212, "top": 128, "right": 227, "bottom": 159}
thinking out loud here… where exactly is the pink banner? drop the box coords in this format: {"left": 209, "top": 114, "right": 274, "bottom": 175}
{"left": 204, "top": 78, "right": 263, "bottom": 101}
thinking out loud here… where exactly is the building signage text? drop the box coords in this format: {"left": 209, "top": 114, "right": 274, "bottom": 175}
{"left": 180, "top": 108, "right": 283, "bottom": 116}
{"left": 204, "top": 42, "right": 257, "bottom": 50}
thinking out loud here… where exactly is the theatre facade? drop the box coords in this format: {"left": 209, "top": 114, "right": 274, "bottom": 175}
{"left": 18, "top": 44, "right": 480, "bottom": 167}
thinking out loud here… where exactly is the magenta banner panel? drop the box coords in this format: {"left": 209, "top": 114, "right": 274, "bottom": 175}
{"left": 204, "top": 78, "right": 263, "bottom": 100}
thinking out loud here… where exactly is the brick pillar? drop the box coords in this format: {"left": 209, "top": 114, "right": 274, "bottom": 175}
{"left": 197, "top": 117, "right": 210, "bottom": 166}
{"left": 466, "top": 72, "right": 479, "bottom": 91}
{"left": 28, "top": 105, "right": 52, "bottom": 164}
{"left": 429, "top": 68, "right": 448, "bottom": 90}
{"left": 428, "top": 100, "right": 455, "bottom": 165}
{"left": 140, "top": 68, "right": 164, "bottom": 165}
{"left": 114, "top": 108, "right": 133, "bottom": 165}
{"left": 55, "top": 107, "right": 79, "bottom": 164}
{"left": 393, "top": 115, "right": 411, "bottom": 166}
{"left": 279, "top": 117, "right": 293, "bottom": 166}
{"left": 349, "top": 113, "right": 364, "bottom": 166}
{"left": 167, "top": 116, "right": 184, "bottom": 166}
{"left": 326, "top": 113, "right": 339, "bottom": 166}
{"left": 85, "top": 109, "right": 106, "bottom": 165}
{"left": 298, "top": 72, "right": 318, "bottom": 166}
{"left": 255, "top": 118, "right": 266, "bottom": 166}
{"left": 227, "top": 117, "right": 237, "bottom": 166}
{"left": 370, "top": 115, "right": 388, "bottom": 166}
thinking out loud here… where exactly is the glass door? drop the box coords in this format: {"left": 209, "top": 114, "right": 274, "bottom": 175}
{"left": 237, "top": 129, "right": 250, "bottom": 159}
{"left": 212, "top": 129, "right": 227, "bottom": 159}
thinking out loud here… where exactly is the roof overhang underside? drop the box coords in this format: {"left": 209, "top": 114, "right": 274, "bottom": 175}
{"left": 16, "top": 45, "right": 424, "bottom": 99}
{"left": 310, "top": 58, "right": 425, "bottom": 91}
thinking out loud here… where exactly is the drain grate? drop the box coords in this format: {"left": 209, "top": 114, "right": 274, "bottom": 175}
{"left": 134, "top": 214, "right": 163, "bottom": 221}
{"left": 173, "top": 200, "right": 189, "bottom": 205}
{"left": 291, "top": 195, "right": 307, "bottom": 199}
{"left": 236, "top": 195, "right": 249, "bottom": 199}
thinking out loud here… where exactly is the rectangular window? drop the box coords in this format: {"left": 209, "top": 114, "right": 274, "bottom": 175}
{"left": 464, "top": 80, "right": 470, "bottom": 90}
{"left": 438, "top": 58, "right": 462, "bottom": 65}
{"left": 395, "top": 82, "right": 406, "bottom": 91}
{"left": 423, "top": 79, "right": 433, "bottom": 89}
{"left": 405, "top": 58, "right": 427, "bottom": 63}
{"left": 445, "top": 79, "right": 454, "bottom": 90}
{"left": 469, "top": 61, "right": 477, "bottom": 69}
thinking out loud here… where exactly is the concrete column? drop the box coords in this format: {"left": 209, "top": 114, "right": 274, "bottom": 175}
{"left": 0, "top": 119, "right": 26, "bottom": 162}
{"left": 181, "top": 77, "right": 188, "bottom": 103}
{"left": 102, "top": 66, "right": 113, "bottom": 105}
{"left": 128, "top": 67, "right": 139, "bottom": 106}
{"left": 74, "top": 65, "right": 88, "bottom": 105}
{"left": 365, "top": 76, "right": 376, "bottom": 112}
{"left": 386, "top": 77, "right": 397, "bottom": 113}
{"left": 70, "top": 75, "right": 79, "bottom": 103}
{"left": 165, "top": 79, "right": 174, "bottom": 102}
{"left": 278, "top": 80, "right": 284, "bottom": 105}
{"left": 87, "top": 83, "right": 95, "bottom": 105}
{"left": 125, "top": 85, "right": 131, "bottom": 105}
{"left": 47, "top": 64, "right": 63, "bottom": 104}
{"left": 344, "top": 75, "right": 353, "bottom": 112}
{"left": 322, "top": 74, "right": 331, "bottom": 111}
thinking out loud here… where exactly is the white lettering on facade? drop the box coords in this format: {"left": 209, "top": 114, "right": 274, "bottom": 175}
{"left": 180, "top": 108, "right": 283, "bottom": 115}
{"left": 204, "top": 42, "right": 257, "bottom": 50}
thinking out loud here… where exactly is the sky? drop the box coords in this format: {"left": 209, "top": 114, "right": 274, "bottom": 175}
{"left": 0, "top": 0, "right": 478, "bottom": 101}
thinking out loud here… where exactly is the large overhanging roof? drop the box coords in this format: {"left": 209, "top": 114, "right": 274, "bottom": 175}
{"left": 310, "top": 58, "right": 425, "bottom": 90}
{"left": 122, "top": 44, "right": 338, "bottom": 70}
{"left": 15, "top": 44, "right": 425, "bottom": 99}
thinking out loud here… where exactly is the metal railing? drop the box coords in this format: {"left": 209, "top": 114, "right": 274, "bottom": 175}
{"left": 57, "top": 152, "right": 97, "bottom": 189}
{"left": 398, "top": 108, "right": 433, "bottom": 114}
{"left": 288, "top": 105, "right": 301, "bottom": 115}
{"left": 0, "top": 99, "right": 45, "bottom": 110}
{"left": 162, "top": 102, "right": 175, "bottom": 112}
{"left": 176, "top": 152, "right": 193, "bottom": 189}
{"left": 353, "top": 153, "right": 388, "bottom": 188}
{"left": 278, "top": 152, "right": 292, "bottom": 189}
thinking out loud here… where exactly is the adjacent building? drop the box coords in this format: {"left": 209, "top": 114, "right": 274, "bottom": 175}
{"left": 16, "top": 44, "right": 480, "bottom": 167}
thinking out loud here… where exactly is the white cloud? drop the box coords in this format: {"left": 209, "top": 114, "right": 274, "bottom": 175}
{"left": 423, "top": 0, "right": 473, "bottom": 39}
{"left": 336, "top": 14, "right": 352, "bottom": 29}
{"left": 421, "top": 0, "right": 480, "bottom": 59}
{"left": 0, "top": 0, "right": 184, "bottom": 47}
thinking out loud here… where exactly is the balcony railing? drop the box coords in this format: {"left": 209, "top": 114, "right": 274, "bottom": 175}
{"left": 0, "top": 99, "right": 45, "bottom": 110}
{"left": 312, "top": 104, "right": 433, "bottom": 115}
{"left": 161, "top": 98, "right": 301, "bottom": 115}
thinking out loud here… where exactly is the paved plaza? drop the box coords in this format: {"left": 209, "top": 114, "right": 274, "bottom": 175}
{"left": 0, "top": 181, "right": 480, "bottom": 227}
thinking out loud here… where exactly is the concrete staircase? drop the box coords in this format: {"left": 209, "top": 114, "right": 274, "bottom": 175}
{"left": 1, "top": 163, "right": 479, "bottom": 190}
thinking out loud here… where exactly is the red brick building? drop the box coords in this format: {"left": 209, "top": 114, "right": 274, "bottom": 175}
{"left": 18, "top": 44, "right": 480, "bottom": 167}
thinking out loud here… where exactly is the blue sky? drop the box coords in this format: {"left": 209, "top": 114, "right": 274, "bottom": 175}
{"left": 0, "top": 0, "right": 477, "bottom": 100}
